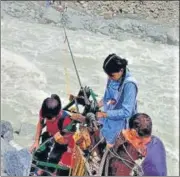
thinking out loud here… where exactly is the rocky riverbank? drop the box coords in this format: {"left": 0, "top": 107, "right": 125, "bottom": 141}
{"left": 49, "top": 0, "right": 179, "bottom": 45}
{"left": 57, "top": 1, "right": 179, "bottom": 27}
{"left": 2, "top": 1, "right": 179, "bottom": 45}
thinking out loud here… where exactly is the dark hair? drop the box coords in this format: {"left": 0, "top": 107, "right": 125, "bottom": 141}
{"left": 51, "top": 94, "right": 61, "bottom": 109}
{"left": 103, "top": 53, "right": 128, "bottom": 76}
{"left": 129, "top": 113, "right": 152, "bottom": 137}
{"left": 41, "top": 95, "right": 61, "bottom": 119}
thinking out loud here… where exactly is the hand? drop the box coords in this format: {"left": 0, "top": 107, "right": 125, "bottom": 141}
{"left": 71, "top": 113, "right": 81, "bottom": 119}
{"left": 107, "top": 99, "right": 116, "bottom": 105}
{"left": 69, "top": 94, "right": 75, "bottom": 101}
{"left": 54, "top": 132, "right": 66, "bottom": 144}
{"left": 106, "top": 143, "right": 114, "bottom": 149}
{"left": 96, "top": 112, "right": 107, "bottom": 119}
{"left": 54, "top": 132, "right": 65, "bottom": 144}
{"left": 29, "top": 141, "right": 39, "bottom": 153}
{"left": 71, "top": 113, "right": 85, "bottom": 122}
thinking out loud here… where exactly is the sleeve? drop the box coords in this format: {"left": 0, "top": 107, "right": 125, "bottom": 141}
{"left": 106, "top": 82, "right": 137, "bottom": 120}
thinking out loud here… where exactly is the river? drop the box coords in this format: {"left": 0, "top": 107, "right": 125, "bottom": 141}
{"left": 1, "top": 1, "right": 179, "bottom": 175}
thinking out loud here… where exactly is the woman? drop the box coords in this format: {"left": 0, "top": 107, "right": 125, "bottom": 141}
{"left": 96, "top": 53, "right": 138, "bottom": 146}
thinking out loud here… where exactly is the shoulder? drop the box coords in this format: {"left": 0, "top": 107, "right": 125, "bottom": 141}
{"left": 124, "top": 73, "right": 138, "bottom": 89}
{"left": 57, "top": 111, "right": 72, "bottom": 131}
{"left": 60, "top": 110, "right": 70, "bottom": 118}
{"left": 125, "top": 75, "right": 137, "bottom": 85}
{"left": 147, "top": 136, "right": 166, "bottom": 154}
{"left": 123, "top": 82, "right": 137, "bottom": 93}
{"left": 149, "top": 136, "right": 165, "bottom": 147}
{"left": 124, "top": 71, "right": 137, "bottom": 85}
{"left": 58, "top": 110, "right": 71, "bottom": 121}
{"left": 124, "top": 81, "right": 137, "bottom": 87}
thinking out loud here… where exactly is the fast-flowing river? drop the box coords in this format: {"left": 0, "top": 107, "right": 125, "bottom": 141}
{"left": 1, "top": 1, "right": 179, "bottom": 175}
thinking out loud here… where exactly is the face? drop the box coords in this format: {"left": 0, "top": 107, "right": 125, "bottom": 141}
{"left": 108, "top": 69, "right": 124, "bottom": 81}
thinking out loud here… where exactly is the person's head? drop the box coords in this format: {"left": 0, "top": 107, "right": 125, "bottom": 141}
{"left": 103, "top": 53, "right": 128, "bottom": 81}
{"left": 41, "top": 94, "right": 61, "bottom": 121}
{"left": 129, "top": 113, "right": 152, "bottom": 137}
{"left": 51, "top": 94, "right": 61, "bottom": 108}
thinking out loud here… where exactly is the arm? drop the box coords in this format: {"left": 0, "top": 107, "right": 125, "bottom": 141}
{"left": 29, "top": 119, "right": 43, "bottom": 152}
{"left": 34, "top": 120, "right": 43, "bottom": 144}
{"left": 106, "top": 83, "right": 137, "bottom": 120}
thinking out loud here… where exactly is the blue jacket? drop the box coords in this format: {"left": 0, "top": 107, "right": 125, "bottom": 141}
{"left": 100, "top": 71, "right": 138, "bottom": 144}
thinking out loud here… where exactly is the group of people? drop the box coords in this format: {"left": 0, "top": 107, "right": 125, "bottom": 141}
{"left": 30, "top": 53, "right": 167, "bottom": 176}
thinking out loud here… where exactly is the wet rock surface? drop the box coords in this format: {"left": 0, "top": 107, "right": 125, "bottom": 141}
{"left": 1, "top": 120, "right": 14, "bottom": 142}
{"left": 1, "top": 121, "right": 32, "bottom": 176}
{"left": 1, "top": 138, "right": 16, "bottom": 157}
{"left": 3, "top": 148, "right": 32, "bottom": 176}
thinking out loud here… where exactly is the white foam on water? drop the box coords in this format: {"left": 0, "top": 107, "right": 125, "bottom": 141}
{"left": 1, "top": 48, "right": 49, "bottom": 125}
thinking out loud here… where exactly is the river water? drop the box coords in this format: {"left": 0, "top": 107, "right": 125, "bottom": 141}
{"left": 1, "top": 1, "right": 179, "bottom": 176}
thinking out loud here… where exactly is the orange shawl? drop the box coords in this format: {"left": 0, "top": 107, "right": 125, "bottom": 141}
{"left": 122, "top": 129, "right": 151, "bottom": 156}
